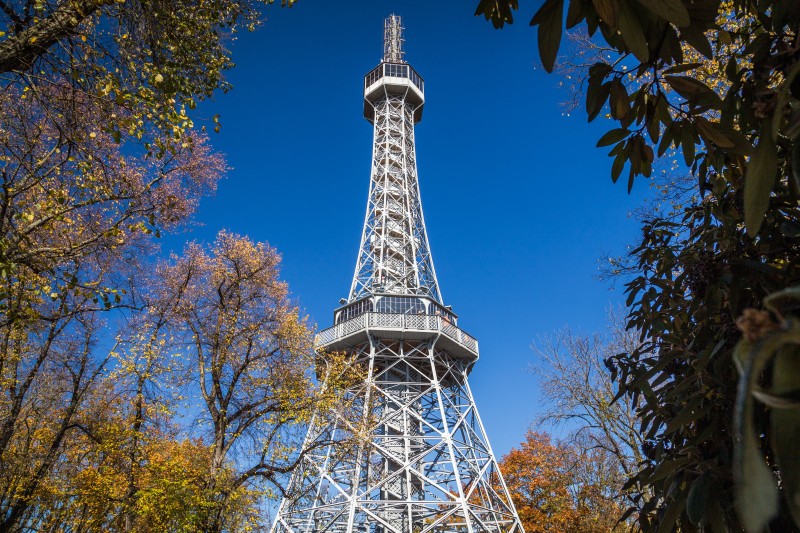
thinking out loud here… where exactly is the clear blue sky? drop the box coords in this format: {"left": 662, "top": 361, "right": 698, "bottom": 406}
{"left": 165, "top": 0, "right": 651, "bottom": 457}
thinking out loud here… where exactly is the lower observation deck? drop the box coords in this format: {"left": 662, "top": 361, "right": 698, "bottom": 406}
{"left": 315, "top": 312, "right": 479, "bottom": 362}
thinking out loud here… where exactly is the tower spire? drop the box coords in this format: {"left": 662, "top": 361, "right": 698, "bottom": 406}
{"left": 383, "top": 14, "right": 405, "bottom": 63}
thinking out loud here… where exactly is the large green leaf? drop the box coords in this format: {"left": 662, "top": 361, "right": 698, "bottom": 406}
{"left": 695, "top": 117, "right": 735, "bottom": 148}
{"left": 680, "top": 24, "right": 713, "bottom": 59}
{"left": 744, "top": 127, "right": 778, "bottom": 237}
{"left": 530, "top": 0, "right": 564, "bottom": 73}
{"left": 734, "top": 332, "right": 792, "bottom": 532}
{"left": 687, "top": 473, "right": 712, "bottom": 525}
{"left": 566, "top": 0, "right": 587, "bottom": 28}
{"left": 617, "top": 1, "right": 648, "bottom": 62}
{"left": 664, "top": 75, "right": 722, "bottom": 110}
{"left": 792, "top": 141, "right": 800, "bottom": 191}
{"left": 597, "top": 128, "right": 630, "bottom": 147}
{"left": 633, "top": 0, "right": 689, "bottom": 27}
{"left": 591, "top": 0, "right": 616, "bottom": 26}
{"left": 770, "top": 322, "right": 800, "bottom": 526}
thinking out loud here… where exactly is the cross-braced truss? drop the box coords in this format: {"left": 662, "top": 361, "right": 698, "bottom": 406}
{"left": 349, "top": 93, "right": 440, "bottom": 303}
{"left": 272, "top": 339, "right": 523, "bottom": 533}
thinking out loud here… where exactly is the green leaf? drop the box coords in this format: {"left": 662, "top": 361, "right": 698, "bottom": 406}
{"left": 771, "top": 343, "right": 800, "bottom": 525}
{"left": 687, "top": 474, "right": 712, "bottom": 525}
{"left": 695, "top": 117, "right": 735, "bottom": 148}
{"left": 664, "top": 75, "right": 722, "bottom": 109}
{"left": 566, "top": 0, "right": 586, "bottom": 28}
{"left": 744, "top": 126, "right": 777, "bottom": 237}
{"left": 611, "top": 152, "right": 625, "bottom": 182}
{"left": 609, "top": 80, "right": 630, "bottom": 119}
{"left": 658, "top": 124, "right": 673, "bottom": 156}
{"left": 681, "top": 125, "right": 695, "bottom": 166}
{"left": 531, "top": 0, "right": 564, "bottom": 73}
{"left": 633, "top": 0, "right": 689, "bottom": 27}
{"left": 586, "top": 72, "right": 610, "bottom": 117}
{"left": 738, "top": 435, "right": 778, "bottom": 533}
{"left": 591, "top": 0, "right": 616, "bottom": 26}
{"left": 681, "top": 25, "right": 713, "bottom": 59}
{"left": 617, "top": 1, "right": 649, "bottom": 62}
{"left": 792, "top": 141, "right": 800, "bottom": 192}
{"left": 646, "top": 112, "right": 660, "bottom": 143}
{"left": 597, "top": 128, "right": 630, "bottom": 147}
{"left": 733, "top": 334, "right": 785, "bottom": 533}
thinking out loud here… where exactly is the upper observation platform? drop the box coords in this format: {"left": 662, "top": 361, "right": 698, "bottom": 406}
{"left": 362, "top": 14, "right": 425, "bottom": 124}
{"left": 315, "top": 294, "right": 478, "bottom": 362}
{"left": 363, "top": 62, "right": 425, "bottom": 123}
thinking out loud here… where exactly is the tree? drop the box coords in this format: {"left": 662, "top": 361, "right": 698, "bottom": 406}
{"left": 0, "top": 231, "right": 358, "bottom": 532}
{"left": 132, "top": 231, "right": 359, "bottom": 533}
{"left": 0, "top": 84, "right": 225, "bottom": 532}
{"left": 1, "top": 0, "right": 285, "bottom": 527}
{"left": 499, "top": 429, "right": 627, "bottom": 533}
{"left": 475, "top": 1, "right": 800, "bottom": 531}
{"left": 0, "top": 0, "right": 295, "bottom": 151}
{"left": 532, "top": 311, "right": 646, "bottom": 523}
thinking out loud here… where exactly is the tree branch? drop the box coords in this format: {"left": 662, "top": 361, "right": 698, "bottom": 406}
{"left": 0, "top": 0, "right": 114, "bottom": 74}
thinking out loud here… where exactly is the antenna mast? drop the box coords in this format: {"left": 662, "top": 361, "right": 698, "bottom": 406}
{"left": 383, "top": 14, "right": 405, "bottom": 63}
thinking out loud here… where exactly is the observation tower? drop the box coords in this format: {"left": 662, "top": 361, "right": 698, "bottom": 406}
{"left": 271, "top": 15, "right": 524, "bottom": 533}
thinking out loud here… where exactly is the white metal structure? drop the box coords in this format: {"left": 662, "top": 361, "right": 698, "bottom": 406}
{"left": 271, "top": 16, "right": 524, "bottom": 533}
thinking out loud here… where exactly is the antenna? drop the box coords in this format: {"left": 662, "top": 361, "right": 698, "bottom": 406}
{"left": 383, "top": 14, "right": 405, "bottom": 63}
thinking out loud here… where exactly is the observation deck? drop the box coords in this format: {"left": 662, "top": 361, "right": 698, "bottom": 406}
{"left": 363, "top": 62, "right": 425, "bottom": 123}
{"left": 315, "top": 294, "right": 478, "bottom": 362}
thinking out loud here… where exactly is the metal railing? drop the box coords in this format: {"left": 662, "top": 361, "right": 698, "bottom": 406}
{"left": 315, "top": 312, "right": 477, "bottom": 354}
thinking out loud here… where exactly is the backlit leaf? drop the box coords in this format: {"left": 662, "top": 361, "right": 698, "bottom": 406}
{"left": 531, "top": 0, "right": 564, "bottom": 73}
{"left": 597, "top": 128, "right": 630, "bottom": 147}
{"left": 744, "top": 128, "right": 777, "bottom": 236}
{"left": 633, "top": 0, "right": 689, "bottom": 27}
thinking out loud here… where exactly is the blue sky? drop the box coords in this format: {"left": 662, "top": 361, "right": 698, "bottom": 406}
{"left": 165, "top": 0, "right": 652, "bottom": 457}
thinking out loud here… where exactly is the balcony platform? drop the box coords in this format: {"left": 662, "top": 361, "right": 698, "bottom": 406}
{"left": 315, "top": 312, "right": 479, "bottom": 362}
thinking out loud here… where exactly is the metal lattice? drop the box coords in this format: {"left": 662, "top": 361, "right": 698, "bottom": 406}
{"left": 349, "top": 94, "right": 439, "bottom": 302}
{"left": 271, "top": 15, "right": 524, "bottom": 533}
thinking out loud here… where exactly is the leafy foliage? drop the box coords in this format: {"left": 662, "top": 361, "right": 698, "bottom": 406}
{"left": 476, "top": 0, "right": 800, "bottom": 531}
{"left": 1, "top": 1, "right": 311, "bottom": 530}
{"left": 499, "top": 430, "right": 628, "bottom": 533}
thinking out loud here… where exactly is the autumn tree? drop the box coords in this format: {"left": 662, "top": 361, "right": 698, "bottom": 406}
{"left": 499, "top": 429, "right": 627, "bottom": 533}
{"left": 476, "top": 0, "right": 800, "bottom": 531}
{"left": 532, "top": 311, "right": 646, "bottom": 523}
{"left": 130, "top": 231, "right": 359, "bottom": 533}
{"left": 1, "top": 231, "right": 358, "bottom": 532}
{"left": 0, "top": 85, "right": 225, "bottom": 532}
{"left": 1, "top": 0, "right": 307, "bottom": 529}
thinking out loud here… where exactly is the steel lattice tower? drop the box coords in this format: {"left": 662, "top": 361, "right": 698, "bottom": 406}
{"left": 271, "top": 15, "right": 524, "bottom": 533}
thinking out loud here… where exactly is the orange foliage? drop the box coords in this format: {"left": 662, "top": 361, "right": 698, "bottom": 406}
{"left": 498, "top": 430, "right": 627, "bottom": 533}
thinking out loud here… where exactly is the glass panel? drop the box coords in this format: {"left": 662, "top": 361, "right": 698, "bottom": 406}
{"left": 337, "top": 298, "right": 374, "bottom": 323}
{"left": 375, "top": 296, "right": 425, "bottom": 314}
